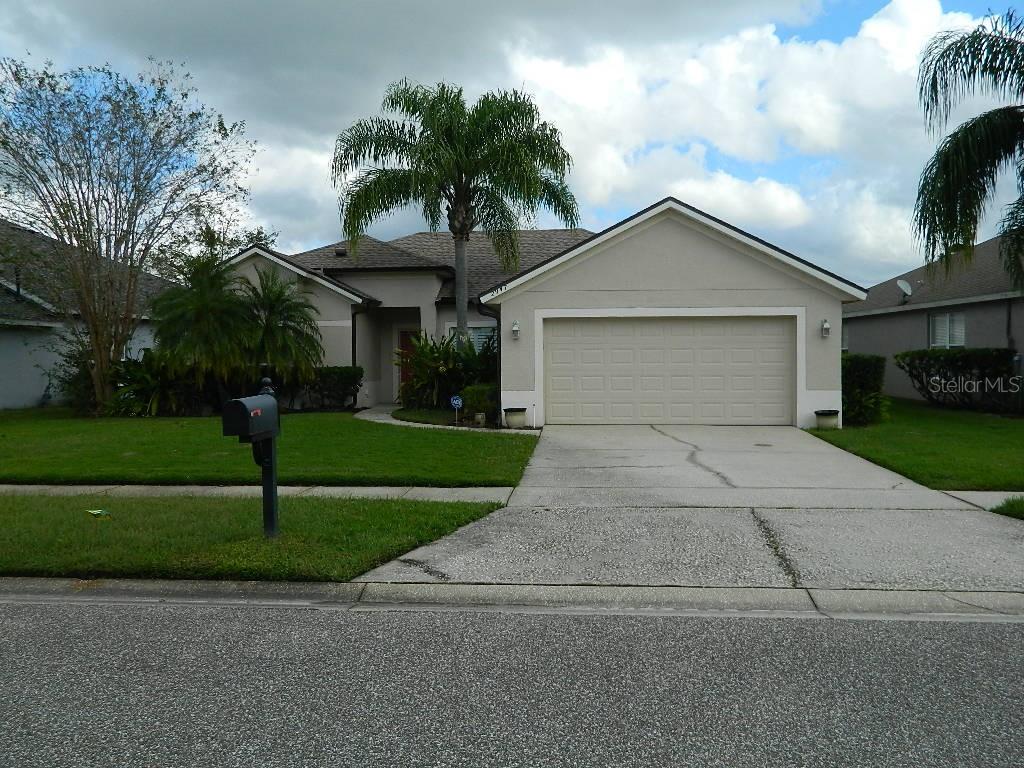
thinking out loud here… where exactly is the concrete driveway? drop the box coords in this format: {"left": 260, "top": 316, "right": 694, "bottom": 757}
{"left": 360, "top": 425, "right": 1024, "bottom": 591}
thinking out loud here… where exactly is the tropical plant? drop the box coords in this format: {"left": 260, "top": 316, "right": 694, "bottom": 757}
{"left": 332, "top": 79, "right": 580, "bottom": 343}
{"left": 150, "top": 241, "right": 250, "bottom": 383}
{"left": 841, "top": 353, "right": 888, "bottom": 426}
{"left": 0, "top": 58, "right": 253, "bottom": 408}
{"left": 108, "top": 348, "right": 196, "bottom": 417}
{"left": 396, "top": 332, "right": 466, "bottom": 409}
{"left": 312, "top": 365, "right": 364, "bottom": 409}
{"left": 240, "top": 266, "right": 323, "bottom": 386}
{"left": 915, "top": 10, "right": 1024, "bottom": 287}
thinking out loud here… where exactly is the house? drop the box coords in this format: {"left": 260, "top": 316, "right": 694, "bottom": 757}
{"left": 0, "top": 219, "right": 165, "bottom": 409}
{"left": 843, "top": 235, "right": 1024, "bottom": 400}
{"left": 232, "top": 197, "right": 866, "bottom": 427}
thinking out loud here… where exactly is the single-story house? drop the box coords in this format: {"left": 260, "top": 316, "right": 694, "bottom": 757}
{"left": 843, "top": 235, "right": 1024, "bottom": 399}
{"left": 232, "top": 197, "right": 866, "bottom": 427}
{"left": 0, "top": 219, "right": 163, "bottom": 409}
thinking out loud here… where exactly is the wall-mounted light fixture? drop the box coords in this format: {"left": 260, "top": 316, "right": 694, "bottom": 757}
{"left": 821, "top": 319, "right": 831, "bottom": 338}
{"left": 511, "top": 320, "right": 520, "bottom": 340}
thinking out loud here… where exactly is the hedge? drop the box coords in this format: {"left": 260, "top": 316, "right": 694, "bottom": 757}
{"left": 461, "top": 383, "right": 498, "bottom": 423}
{"left": 312, "top": 365, "right": 364, "bottom": 409}
{"left": 893, "top": 348, "right": 1020, "bottom": 411}
{"left": 841, "top": 353, "right": 887, "bottom": 425}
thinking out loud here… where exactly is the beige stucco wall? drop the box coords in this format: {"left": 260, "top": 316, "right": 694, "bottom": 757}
{"left": 342, "top": 272, "right": 442, "bottom": 337}
{"left": 232, "top": 256, "right": 355, "bottom": 368}
{"left": 487, "top": 211, "right": 848, "bottom": 427}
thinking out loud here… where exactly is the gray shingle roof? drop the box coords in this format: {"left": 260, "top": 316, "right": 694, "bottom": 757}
{"left": 389, "top": 228, "right": 594, "bottom": 299}
{"left": 0, "top": 218, "right": 173, "bottom": 317}
{"left": 292, "top": 235, "right": 443, "bottom": 271}
{"left": 246, "top": 245, "right": 379, "bottom": 303}
{"left": 0, "top": 283, "right": 58, "bottom": 324}
{"left": 844, "top": 236, "right": 1022, "bottom": 315}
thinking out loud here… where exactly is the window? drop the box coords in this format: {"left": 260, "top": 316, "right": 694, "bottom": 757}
{"left": 929, "top": 312, "right": 965, "bottom": 348}
{"left": 446, "top": 322, "right": 497, "bottom": 351}
{"left": 841, "top": 323, "right": 849, "bottom": 352}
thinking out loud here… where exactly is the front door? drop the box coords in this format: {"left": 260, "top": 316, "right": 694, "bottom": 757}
{"left": 398, "top": 329, "right": 417, "bottom": 391}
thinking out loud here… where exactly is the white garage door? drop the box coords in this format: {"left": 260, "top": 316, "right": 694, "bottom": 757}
{"left": 544, "top": 316, "right": 795, "bottom": 425}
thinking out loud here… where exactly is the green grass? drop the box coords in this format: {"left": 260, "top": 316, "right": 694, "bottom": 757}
{"left": 992, "top": 497, "right": 1024, "bottom": 521}
{"left": 0, "top": 408, "right": 536, "bottom": 486}
{"left": 0, "top": 494, "right": 498, "bottom": 581}
{"left": 811, "top": 398, "right": 1024, "bottom": 491}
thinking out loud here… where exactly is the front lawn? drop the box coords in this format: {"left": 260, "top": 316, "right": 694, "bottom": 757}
{"left": 0, "top": 408, "right": 536, "bottom": 487}
{"left": 811, "top": 398, "right": 1024, "bottom": 491}
{"left": 992, "top": 497, "right": 1024, "bottom": 521}
{"left": 0, "top": 494, "right": 498, "bottom": 581}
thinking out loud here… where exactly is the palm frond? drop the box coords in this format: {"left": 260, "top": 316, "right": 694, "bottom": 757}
{"left": 997, "top": 195, "right": 1024, "bottom": 289}
{"left": 338, "top": 167, "right": 424, "bottom": 255}
{"left": 914, "top": 105, "right": 1024, "bottom": 266}
{"left": 474, "top": 185, "right": 522, "bottom": 270}
{"left": 332, "top": 117, "right": 417, "bottom": 184}
{"left": 920, "top": 10, "right": 1024, "bottom": 132}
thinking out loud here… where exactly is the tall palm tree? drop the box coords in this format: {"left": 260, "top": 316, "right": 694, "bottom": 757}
{"left": 240, "top": 267, "right": 323, "bottom": 384}
{"left": 915, "top": 10, "right": 1024, "bottom": 287}
{"left": 332, "top": 79, "right": 580, "bottom": 342}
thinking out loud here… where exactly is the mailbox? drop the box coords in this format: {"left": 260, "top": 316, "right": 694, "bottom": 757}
{"left": 222, "top": 394, "right": 279, "bottom": 443}
{"left": 221, "top": 379, "right": 281, "bottom": 537}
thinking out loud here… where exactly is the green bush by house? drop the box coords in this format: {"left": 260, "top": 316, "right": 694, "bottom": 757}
{"left": 894, "top": 347, "right": 1021, "bottom": 412}
{"left": 396, "top": 332, "right": 497, "bottom": 410}
{"left": 841, "top": 353, "right": 887, "bottom": 425}
{"left": 461, "top": 383, "right": 499, "bottom": 421}
{"left": 312, "top": 366, "right": 364, "bottom": 409}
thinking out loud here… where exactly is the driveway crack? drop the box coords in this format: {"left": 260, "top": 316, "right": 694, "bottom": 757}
{"left": 396, "top": 558, "right": 450, "bottom": 582}
{"left": 750, "top": 508, "right": 801, "bottom": 588}
{"left": 650, "top": 426, "right": 736, "bottom": 487}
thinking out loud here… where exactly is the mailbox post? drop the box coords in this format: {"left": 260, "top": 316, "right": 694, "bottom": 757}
{"left": 222, "top": 378, "right": 281, "bottom": 538}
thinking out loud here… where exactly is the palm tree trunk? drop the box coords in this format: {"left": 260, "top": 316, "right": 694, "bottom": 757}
{"left": 454, "top": 236, "right": 468, "bottom": 347}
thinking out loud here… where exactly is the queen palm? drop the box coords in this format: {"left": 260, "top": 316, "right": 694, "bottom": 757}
{"left": 332, "top": 79, "right": 579, "bottom": 342}
{"left": 240, "top": 267, "right": 323, "bottom": 384}
{"left": 915, "top": 10, "right": 1024, "bottom": 287}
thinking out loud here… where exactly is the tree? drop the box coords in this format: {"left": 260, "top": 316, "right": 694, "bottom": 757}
{"left": 332, "top": 79, "right": 579, "bottom": 343}
{"left": 149, "top": 227, "right": 252, "bottom": 384}
{"left": 240, "top": 267, "right": 323, "bottom": 385}
{"left": 0, "top": 58, "right": 254, "bottom": 408}
{"left": 915, "top": 10, "right": 1024, "bottom": 288}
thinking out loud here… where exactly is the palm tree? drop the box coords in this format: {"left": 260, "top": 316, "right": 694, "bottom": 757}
{"left": 332, "top": 79, "right": 580, "bottom": 342}
{"left": 915, "top": 10, "right": 1024, "bottom": 287}
{"left": 240, "top": 266, "right": 323, "bottom": 385}
{"left": 150, "top": 242, "right": 250, "bottom": 383}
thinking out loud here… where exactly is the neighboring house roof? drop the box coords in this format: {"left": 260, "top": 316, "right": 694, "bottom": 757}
{"left": 292, "top": 235, "right": 443, "bottom": 272}
{"left": 479, "top": 197, "right": 867, "bottom": 303}
{"left": 391, "top": 228, "right": 594, "bottom": 300}
{"left": 228, "top": 246, "right": 379, "bottom": 305}
{"left": 0, "top": 217, "right": 173, "bottom": 320}
{"left": 844, "top": 236, "right": 1023, "bottom": 318}
{"left": 0, "top": 282, "right": 60, "bottom": 326}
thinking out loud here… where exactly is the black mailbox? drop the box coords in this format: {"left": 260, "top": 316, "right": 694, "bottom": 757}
{"left": 222, "top": 394, "right": 279, "bottom": 443}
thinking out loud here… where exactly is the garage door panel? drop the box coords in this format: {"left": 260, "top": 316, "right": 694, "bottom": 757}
{"left": 544, "top": 316, "right": 794, "bottom": 425}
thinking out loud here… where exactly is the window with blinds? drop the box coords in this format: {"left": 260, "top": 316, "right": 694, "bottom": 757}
{"left": 448, "top": 324, "right": 497, "bottom": 351}
{"left": 929, "top": 312, "right": 965, "bottom": 348}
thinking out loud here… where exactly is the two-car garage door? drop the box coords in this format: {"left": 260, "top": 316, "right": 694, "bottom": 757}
{"left": 544, "top": 316, "right": 795, "bottom": 425}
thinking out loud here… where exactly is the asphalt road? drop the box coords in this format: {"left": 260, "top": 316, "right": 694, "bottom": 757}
{"left": 2, "top": 601, "right": 1022, "bottom": 767}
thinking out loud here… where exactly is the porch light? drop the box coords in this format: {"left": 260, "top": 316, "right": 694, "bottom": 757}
{"left": 511, "top": 320, "right": 520, "bottom": 340}
{"left": 821, "top": 319, "right": 831, "bottom": 338}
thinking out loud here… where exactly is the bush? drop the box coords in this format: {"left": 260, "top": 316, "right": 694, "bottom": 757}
{"left": 312, "top": 365, "right": 364, "bottom": 409}
{"left": 894, "top": 348, "right": 1019, "bottom": 411}
{"left": 397, "top": 333, "right": 467, "bottom": 409}
{"left": 842, "top": 353, "right": 888, "bottom": 425}
{"left": 51, "top": 338, "right": 101, "bottom": 414}
{"left": 461, "top": 383, "right": 498, "bottom": 421}
{"left": 108, "top": 348, "right": 197, "bottom": 416}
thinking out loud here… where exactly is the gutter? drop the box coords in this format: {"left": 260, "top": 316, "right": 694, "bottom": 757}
{"left": 844, "top": 291, "right": 1023, "bottom": 318}
{"left": 477, "top": 300, "right": 502, "bottom": 423}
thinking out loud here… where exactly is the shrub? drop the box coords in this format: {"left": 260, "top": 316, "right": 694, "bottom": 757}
{"left": 842, "top": 353, "right": 888, "bottom": 425}
{"left": 461, "top": 383, "right": 498, "bottom": 421}
{"left": 461, "top": 333, "right": 498, "bottom": 384}
{"left": 313, "top": 365, "right": 364, "bottom": 409}
{"left": 108, "top": 348, "right": 197, "bottom": 416}
{"left": 893, "top": 348, "right": 1019, "bottom": 411}
{"left": 396, "top": 333, "right": 465, "bottom": 409}
{"left": 51, "top": 338, "right": 101, "bottom": 414}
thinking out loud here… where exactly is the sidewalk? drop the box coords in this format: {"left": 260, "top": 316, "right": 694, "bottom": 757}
{"left": 0, "top": 484, "right": 513, "bottom": 504}
{"left": 354, "top": 405, "right": 535, "bottom": 434}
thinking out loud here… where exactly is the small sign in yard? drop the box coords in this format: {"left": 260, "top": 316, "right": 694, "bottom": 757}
{"left": 451, "top": 394, "right": 463, "bottom": 424}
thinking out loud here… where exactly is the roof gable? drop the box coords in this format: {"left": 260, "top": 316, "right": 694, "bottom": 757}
{"left": 479, "top": 198, "right": 866, "bottom": 303}
{"left": 228, "top": 247, "right": 376, "bottom": 304}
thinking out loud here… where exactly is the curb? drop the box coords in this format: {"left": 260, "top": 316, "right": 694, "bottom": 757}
{"left": 2, "top": 577, "right": 1022, "bottom": 621}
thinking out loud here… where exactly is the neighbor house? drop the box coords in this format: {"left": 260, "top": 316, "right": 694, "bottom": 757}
{"left": 231, "top": 197, "right": 866, "bottom": 427}
{"left": 0, "top": 219, "right": 165, "bottom": 409}
{"left": 843, "top": 235, "right": 1024, "bottom": 400}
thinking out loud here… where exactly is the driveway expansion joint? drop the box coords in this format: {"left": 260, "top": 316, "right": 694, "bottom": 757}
{"left": 750, "top": 508, "right": 802, "bottom": 587}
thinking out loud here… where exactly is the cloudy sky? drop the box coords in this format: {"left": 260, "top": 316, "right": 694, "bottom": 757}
{"left": 0, "top": 0, "right": 1007, "bottom": 285}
